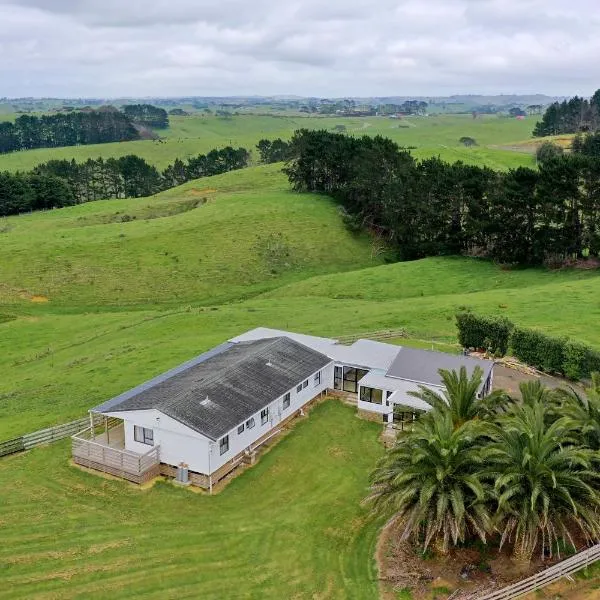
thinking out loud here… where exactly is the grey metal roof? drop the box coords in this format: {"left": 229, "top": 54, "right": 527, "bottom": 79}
{"left": 386, "top": 347, "right": 494, "bottom": 387}
{"left": 94, "top": 337, "right": 331, "bottom": 441}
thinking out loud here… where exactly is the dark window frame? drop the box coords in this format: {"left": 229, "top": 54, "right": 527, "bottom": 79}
{"left": 283, "top": 392, "right": 291, "bottom": 409}
{"left": 246, "top": 417, "right": 255, "bottom": 429}
{"left": 219, "top": 435, "right": 229, "bottom": 455}
{"left": 302, "top": 379, "right": 308, "bottom": 389}
{"left": 342, "top": 367, "right": 368, "bottom": 393}
{"left": 261, "top": 408, "right": 269, "bottom": 425}
{"left": 134, "top": 425, "right": 154, "bottom": 446}
{"left": 360, "top": 386, "right": 383, "bottom": 405}
{"left": 334, "top": 366, "right": 343, "bottom": 390}
{"left": 314, "top": 371, "right": 321, "bottom": 386}
{"left": 237, "top": 423, "right": 245, "bottom": 435}
{"left": 296, "top": 384, "right": 303, "bottom": 393}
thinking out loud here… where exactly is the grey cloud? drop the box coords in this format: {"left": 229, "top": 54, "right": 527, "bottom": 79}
{"left": 0, "top": 0, "right": 598, "bottom": 97}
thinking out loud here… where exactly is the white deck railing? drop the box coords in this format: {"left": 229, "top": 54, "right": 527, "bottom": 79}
{"left": 72, "top": 426, "right": 160, "bottom": 480}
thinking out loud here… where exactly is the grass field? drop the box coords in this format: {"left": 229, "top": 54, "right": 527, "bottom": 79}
{"left": 1, "top": 113, "right": 598, "bottom": 599}
{"left": 0, "top": 401, "right": 384, "bottom": 600}
{"left": 0, "top": 164, "right": 385, "bottom": 309}
{"left": 2, "top": 164, "right": 600, "bottom": 437}
{"left": 0, "top": 113, "right": 536, "bottom": 173}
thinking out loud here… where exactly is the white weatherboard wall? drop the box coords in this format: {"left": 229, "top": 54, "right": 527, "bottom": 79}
{"left": 103, "top": 408, "right": 212, "bottom": 474}
{"left": 104, "top": 362, "right": 333, "bottom": 476}
{"left": 210, "top": 362, "right": 333, "bottom": 473}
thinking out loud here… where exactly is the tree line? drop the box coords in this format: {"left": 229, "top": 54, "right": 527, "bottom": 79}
{"left": 533, "top": 89, "right": 600, "bottom": 136}
{"left": 123, "top": 104, "right": 169, "bottom": 129}
{"left": 0, "top": 104, "right": 171, "bottom": 155}
{"left": 0, "top": 111, "right": 139, "bottom": 154}
{"left": 0, "top": 146, "right": 249, "bottom": 216}
{"left": 284, "top": 129, "right": 600, "bottom": 265}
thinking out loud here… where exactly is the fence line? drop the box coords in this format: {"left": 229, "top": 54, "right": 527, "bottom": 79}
{"left": 467, "top": 542, "right": 600, "bottom": 600}
{"left": 0, "top": 414, "right": 103, "bottom": 458}
{"left": 336, "top": 329, "right": 407, "bottom": 344}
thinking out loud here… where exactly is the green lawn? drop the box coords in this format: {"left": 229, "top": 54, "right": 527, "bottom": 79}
{"left": 0, "top": 113, "right": 535, "bottom": 173}
{"left": 0, "top": 401, "right": 384, "bottom": 600}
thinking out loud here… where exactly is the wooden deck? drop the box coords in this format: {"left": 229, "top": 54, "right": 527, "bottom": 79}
{"left": 72, "top": 423, "right": 160, "bottom": 484}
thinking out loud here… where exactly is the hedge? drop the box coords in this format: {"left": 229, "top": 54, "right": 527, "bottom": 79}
{"left": 455, "top": 312, "right": 513, "bottom": 356}
{"left": 455, "top": 311, "right": 600, "bottom": 380}
{"left": 510, "top": 328, "right": 567, "bottom": 374}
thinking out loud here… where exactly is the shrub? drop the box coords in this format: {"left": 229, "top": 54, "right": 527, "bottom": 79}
{"left": 563, "top": 341, "right": 600, "bottom": 380}
{"left": 455, "top": 312, "right": 513, "bottom": 356}
{"left": 510, "top": 328, "right": 566, "bottom": 373}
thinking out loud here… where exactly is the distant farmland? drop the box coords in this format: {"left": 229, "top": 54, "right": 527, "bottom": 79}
{"left": 0, "top": 113, "right": 536, "bottom": 172}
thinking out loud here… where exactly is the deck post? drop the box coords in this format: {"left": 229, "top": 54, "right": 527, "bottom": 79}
{"left": 89, "top": 412, "right": 95, "bottom": 439}
{"left": 105, "top": 416, "right": 110, "bottom": 445}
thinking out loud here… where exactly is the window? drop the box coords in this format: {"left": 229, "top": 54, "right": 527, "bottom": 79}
{"left": 237, "top": 423, "right": 245, "bottom": 435}
{"left": 302, "top": 379, "right": 308, "bottom": 389}
{"left": 360, "top": 386, "right": 383, "bottom": 405}
{"left": 296, "top": 384, "right": 303, "bottom": 393}
{"left": 314, "top": 371, "right": 321, "bottom": 386}
{"left": 134, "top": 425, "right": 154, "bottom": 446}
{"left": 246, "top": 417, "right": 255, "bottom": 429}
{"left": 283, "top": 392, "right": 291, "bottom": 410}
{"left": 261, "top": 408, "right": 269, "bottom": 425}
{"left": 334, "top": 366, "right": 343, "bottom": 390}
{"left": 343, "top": 367, "right": 368, "bottom": 393}
{"left": 219, "top": 435, "right": 229, "bottom": 455}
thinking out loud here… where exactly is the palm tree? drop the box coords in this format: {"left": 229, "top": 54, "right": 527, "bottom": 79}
{"left": 408, "top": 366, "right": 506, "bottom": 427}
{"left": 488, "top": 399, "right": 600, "bottom": 567}
{"left": 369, "top": 409, "right": 492, "bottom": 553}
{"left": 558, "top": 373, "right": 600, "bottom": 450}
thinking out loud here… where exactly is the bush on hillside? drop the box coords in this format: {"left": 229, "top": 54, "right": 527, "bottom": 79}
{"left": 536, "top": 141, "right": 563, "bottom": 164}
{"left": 455, "top": 312, "right": 513, "bottom": 356}
{"left": 459, "top": 136, "right": 477, "bottom": 147}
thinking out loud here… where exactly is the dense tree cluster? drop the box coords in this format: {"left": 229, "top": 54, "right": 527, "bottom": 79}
{"left": 256, "top": 138, "right": 292, "bottom": 163}
{"left": 0, "top": 146, "right": 249, "bottom": 216}
{"left": 0, "top": 111, "right": 139, "bottom": 154}
{"left": 284, "top": 129, "right": 600, "bottom": 265}
{"left": 533, "top": 90, "right": 600, "bottom": 136}
{"left": 370, "top": 369, "right": 600, "bottom": 566}
{"left": 122, "top": 104, "right": 169, "bottom": 129}
{"left": 378, "top": 101, "right": 428, "bottom": 115}
{"left": 0, "top": 171, "right": 75, "bottom": 216}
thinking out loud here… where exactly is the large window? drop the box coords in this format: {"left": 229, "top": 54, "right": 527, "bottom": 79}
{"left": 334, "top": 366, "right": 343, "bottom": 390}
{"left": 360, "top": 386, "right": 383, "bottom": 405}
{"left": 219, "top": 435, "right": 229, "bottom": 455}
{"left": 283, "top": 392, "right": 291, "bottom": 410}
{"left": 314, "top": 371, "right": 321, "bottom": 386}
{"left": 134, "top": 425, "right": 154, "bottom": 446}
{"left": 342, "top": 367, "right": 368, "bottom": 393}
{"left": 261, "top": 408, "right": 269, "bottom": 425}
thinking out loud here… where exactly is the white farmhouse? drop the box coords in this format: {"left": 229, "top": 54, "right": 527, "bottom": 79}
{"left": 72, "top": 328, "right": 494, "bottom": 489}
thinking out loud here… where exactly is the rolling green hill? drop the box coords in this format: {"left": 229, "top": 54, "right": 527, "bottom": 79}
{"left": 2, "top": 163, "right": 600, "bottom": 437}
{"left": 1, "top": 127, "right": 600, "bottom": 600}
{"left": 0, "top": 164, "right": 385, "bottom": 309}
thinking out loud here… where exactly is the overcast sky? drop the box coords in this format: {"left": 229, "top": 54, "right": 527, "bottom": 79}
{"left": 0, "top": 0, "right": 598, "bottom": 98}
